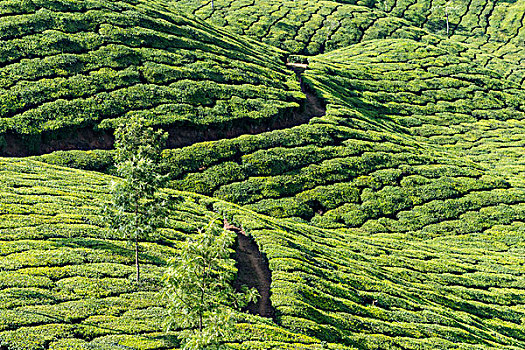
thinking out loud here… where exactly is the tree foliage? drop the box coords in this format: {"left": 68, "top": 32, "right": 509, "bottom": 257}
{"left": 106, "top": 115, "right": 168, "bottom": 283}
{"left": 163, "top": 220, "right": 258, "bottom": 350}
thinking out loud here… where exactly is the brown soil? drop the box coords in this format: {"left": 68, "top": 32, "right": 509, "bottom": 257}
{"left": 0, "top": 67, "right": 325, "bottom": 157}
{"left": 225, "top": 220, "right": 275, "bottom": 319}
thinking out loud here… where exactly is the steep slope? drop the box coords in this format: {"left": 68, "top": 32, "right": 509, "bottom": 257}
{"left": 341, "top": 0, "right": 525, "bottom": 54}
{"left": 231, "top": 202, "right": 525, "bottom": 349}
{"left": 157, "top": 39, "right": 524, "bottom": 230}
{"left": 2, "top": 0, "right": 525, "bottom": 349}
{"left": 2, "top": 157, "right": 525, "bottom": 349}
{"left": 0, "top": 158, "right": 329, "bottom": 350}
{"left": 0, "top": 0, "right": 302, "bottom": 156}
{"left": 338, "top": 0, "right": 525, "bottom": 85}
{"left": 170, "top": 0, "right": 425, "bottom": 55}
{"left": 171, "top": 0, "right": 525, "bottom": 86}
{"left": 306, "top": 39, "right": 525, "bottom": 186}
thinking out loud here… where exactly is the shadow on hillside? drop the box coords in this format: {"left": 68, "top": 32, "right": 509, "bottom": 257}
{"left": 1, "top": 89, "right": 319, "bottom": 157}
{"left": 226, "top": 220, "right": 276, "bottom": 320}
{"left": 314, "top": 75, "right": 411, "bottom": 135}
{"left": 4, "top": 288, "right": 59, "bottom": 304}
{"left": 1, "top": 62, "right": 329, "bottom": 158}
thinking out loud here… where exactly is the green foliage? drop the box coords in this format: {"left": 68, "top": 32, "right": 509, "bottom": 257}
{"left": 2, "top": 0, "right": 525, "bottom": 348}
{"left": 0, "top": 0, "right": 300, "bottom": 148}
{"left": 1, "top": 153, "right": 525, "bottom": 349}
{"left": 163, "top": 220, "right": 258, "bottom": 349}
{"left": 171, "top": 0, "right": 525, "bottom": 86}
{"left": 105, "top": 116, "right": 168, "bottom": 283}
{"left": 32, "top": 150, "right": 116, "bottom": 173}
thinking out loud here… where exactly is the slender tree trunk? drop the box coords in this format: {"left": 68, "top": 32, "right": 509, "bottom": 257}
{"left": 211, "top": 0, "right": 214, "bottom": 10}
{"left": 135, "top": 236, "right": 140, "bottom": 284}
{"left": 446, "top": 11, "right": 450, "bottom": 36}
{"left": 199, "top": 288, "right": 204, "bottom": 332}
{"left": 134, "top": 204, "right": 140, "bottom": 284}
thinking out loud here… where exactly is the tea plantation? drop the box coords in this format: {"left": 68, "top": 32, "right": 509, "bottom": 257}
{"left": 160, "top": 39, "right": 525, "bottom": 230}
{"left": 2, "top": 158, "right": 525, "bottom": 349}
{"left": 170, "top": 0, "right": 525, "bottom": 85}
{"left": 0, "top": 158, "right": 332, "bottom": 349}
{"left": 2, "top": 0, "right": 525, "bottom": 348}
{"left": 0, "top": 0, "right": 301, "bottom": 155}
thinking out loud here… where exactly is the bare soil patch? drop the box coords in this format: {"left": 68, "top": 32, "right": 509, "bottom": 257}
{"left": 225, "top": 220, "right": 275, "bottom": 319}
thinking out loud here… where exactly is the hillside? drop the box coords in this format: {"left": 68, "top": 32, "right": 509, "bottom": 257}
{"left": 170, "top": 0, "right": 525, "bottom": 86}
{"left": 306, "top": 39, "right": 525, "bottom": 186}
{"left": 2, "top": 158, "right": 525, "bottom": 350}
{"left": 160, "top": 39, "right": 525, "bottom": 230}
{"left": 0, "top": 158, "right": 325, "bottom": 349}
{"left": 0, "top": 0, "right": 302, "bottom": 156}
{"left": 1, "top": 0, "right": 525, "bottom": 349}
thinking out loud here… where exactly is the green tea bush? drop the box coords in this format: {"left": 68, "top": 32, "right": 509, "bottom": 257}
{"left": 0, "top": 0, "right": 301, "bottom": 153}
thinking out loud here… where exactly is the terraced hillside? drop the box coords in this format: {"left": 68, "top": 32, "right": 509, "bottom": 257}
{"left": 306, "top": 39, "right": 525, "bottom": 185}
{"left": 171, "top": 0, "right": 424, "bottom": 55}
{"left": 171, "top": 0, "right": 525, "bottom": 86}
{"left": 2, "top": 159, "right": 525, "bottom": 349}
{"left": 0, "top": 159, "right": 326, "bottom": 350}
{"left": 2, "top": 0, "right": 525, "bottom": 349}
{"left": 173, "top": 0, "right": 525, "bottom": 55}
{"left": 0, "top": 0, "right": 302, "bottom": 156}
{"left": 157, "top": 39, "right": 524, "bottom": 229}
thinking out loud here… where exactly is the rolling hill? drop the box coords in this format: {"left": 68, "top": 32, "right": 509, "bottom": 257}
{"left": 1, "top": 0, "right": 525, "bottom": 349}
{"left": 2, "top": 157, "right": 525, "bottom": 349}
{"left": 170, "top": 0, "right": 525, "bottom": 86}
{"left": 0, "top": 0, "right": 302, "bottom": 156}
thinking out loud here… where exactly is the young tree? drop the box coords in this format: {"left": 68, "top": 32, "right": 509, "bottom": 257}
{"left": 325, "top": 19, "right": 339, "bottom": 42}
{"left": 163, "top": 220, "right": 258, "bottom": 350}
{"left": 433, "top": 1, "right": 460, "bottom": 37}
{"left": 106, "top": 116, "right": 168, "bottom": 284}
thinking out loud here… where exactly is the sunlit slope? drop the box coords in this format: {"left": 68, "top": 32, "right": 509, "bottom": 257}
{"left": 232, "top": 206, "right": 525, "bottom": 349}
{"left": 0, "top": 158, "right": 192, "bottom": 350}
{"left": 0, "top": 0, "right": 301, "bottom": 151}
{"left": 0, "top": 158, "right": 333, "bottom": 350}
{"left": 170, "top": 0, "right": 427, "bottom": 55}
{"left": 348, "top": 0, "right": 525, "bottom": 86}
{"left": 347, "top": 0, "right": 525, "bottom": 53}
{"left": 327, "top": 0, "right": 525, "bottom": 84}
{"left": 161, "top": 39, "right": 525, "bottom": 234}
{"left": 281, "top": 0, "right": 525, "bottom": 59}
{"left": 171, "top": 0, "right": 525, "bottom": 86}
{"left": 306, "top": 39, "right": 525, "bottom": 186}
{"left": 2, "top": 159, "right": 525, "bottom": 349}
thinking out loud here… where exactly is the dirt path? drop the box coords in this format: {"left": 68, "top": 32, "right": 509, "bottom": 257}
{"left": 0, "top": 65, "right": 326, "bottom": 157}
{"left": 225, "top": 220, "right": 275, "bottom": 319}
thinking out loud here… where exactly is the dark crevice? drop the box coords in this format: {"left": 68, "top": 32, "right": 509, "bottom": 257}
{"left": 1, "top": 64, "right": 326, "bottom": 157}
{"left": 1, "top": 128, "right": 115, "bottom": 157}
{"left": 225, "top": 220, "right": 276, "bottom": 320}
{"left": 288, "top": 62, "right": 327, "bottom": 117}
